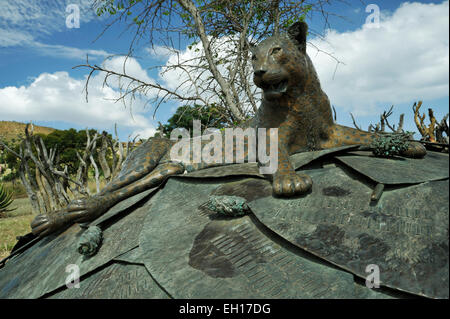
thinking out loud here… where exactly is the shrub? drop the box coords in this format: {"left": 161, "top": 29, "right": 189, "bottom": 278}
{"left": 0, "top": 183, "right": 13, "bottom": 213}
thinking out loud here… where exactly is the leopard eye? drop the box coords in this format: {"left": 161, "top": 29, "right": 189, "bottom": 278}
{"left": 271, "top": 47, "right": 282, "bottom": 55}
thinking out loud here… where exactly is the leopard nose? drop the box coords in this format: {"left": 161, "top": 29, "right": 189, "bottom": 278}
{"left": 254, "top": 69, "right": 267, "bottom": 77}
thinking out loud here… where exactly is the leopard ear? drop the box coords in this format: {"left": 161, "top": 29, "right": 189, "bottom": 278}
{"left": 287, "top": 21, "right": 308, "bottom": 53}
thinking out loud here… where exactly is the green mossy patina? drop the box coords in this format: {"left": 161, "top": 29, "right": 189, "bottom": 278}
{"left": 370, "top": 134, "right": 410, "bottom": 157}
{"left": 0, "top": 149, "right": 448, "bottom": 299}
{"left": 77, "top": 226, "right": 103, "bottom": 257}
{"left": 206, "top": 195, "right": 250, "bottom": 217}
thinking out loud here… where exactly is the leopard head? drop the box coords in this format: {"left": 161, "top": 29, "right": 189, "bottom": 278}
{"left": 250, "top": 21, "right": 310, "bottom": 101}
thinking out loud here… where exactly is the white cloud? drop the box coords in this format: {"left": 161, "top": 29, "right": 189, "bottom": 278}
{"left": 1, "top": 0, "right": 447, "bottom": 141}
{"left": 0, "top": 61, "right": 158, "bottom": 139}
{"left": 0, "top": 29, "right": 33, "bottom": 47}
{"left": 151, "top": 1, "right": 448, "bottom": 120}
{"left": 97, "top": 56, "right": 161, "bottom": 104}
{"left": 307, "top": 0, "right": 449, "bottom": 116}
{"left": 103, "top": 56, "right": 155, "bottom": 85}
{"left": 0, "top": 0, "right": 96, "bottom": 38}
{"left": 30, "top": 42, "right": 110, "bottom": 60}
{"left": 160, "top": 41, "right": 206, "bottom": 93}
{"left": 145, "top": 45, "right": 179, "bottom": 61}
{"left": 155, "top": 36, "right": 259, "bottom": 114}
{"left": 0, "top": 0, "right": 107, "bottom": 60}
{"left": 132, "top": 127, "right": 157, "bottom": 140}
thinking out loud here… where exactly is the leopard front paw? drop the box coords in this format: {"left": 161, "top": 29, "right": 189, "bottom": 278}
{"left": 272, "top": 172, "right": 312, "bottom": 197}
{"left": 31, "top": 212, "right": 72, "bottom": 237}
{"left": 31, "top": 197, "right": 100, "bottom": 237}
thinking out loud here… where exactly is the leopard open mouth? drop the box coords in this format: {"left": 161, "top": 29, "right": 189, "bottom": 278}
{"left": 261, "top": 79, "right": 288, "bottom": 94}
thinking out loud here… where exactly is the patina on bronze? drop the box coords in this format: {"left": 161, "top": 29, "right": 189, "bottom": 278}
{"left": 248, "top": 152, "right": 449, "bottom": 299}
{"left": 0, "top": 196, "right": 151, "bottom": 298}
{"left": 0, "top": 150, "right": 447, "bottom": 298}
{"left": 28, "top": 21, "right": 426, "bottom": 238}
{"left": 0, "top": 20, "right": 446, "bottom": 299}
{"left": 138, "top": 177, "right": 391, "bottom": 299}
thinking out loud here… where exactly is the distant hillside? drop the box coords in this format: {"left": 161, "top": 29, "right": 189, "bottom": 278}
{"left": 0, "top": 121, "right": 56, "bottom": 144}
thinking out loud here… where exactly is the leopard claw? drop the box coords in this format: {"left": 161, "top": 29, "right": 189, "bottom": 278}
{"left": 31, "top": 213, "right": 60, "bottom": 237}
{"left": 30, "top": 198, "right": 92, "bottom": 237}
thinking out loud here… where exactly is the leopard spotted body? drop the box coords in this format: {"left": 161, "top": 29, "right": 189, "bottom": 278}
{"left": 31, "top": 21, "right": 426, "bottom": 236}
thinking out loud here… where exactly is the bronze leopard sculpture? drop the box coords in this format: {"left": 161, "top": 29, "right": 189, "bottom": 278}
{"left": 31, "top": 21, "right": 425, "bottom": 237}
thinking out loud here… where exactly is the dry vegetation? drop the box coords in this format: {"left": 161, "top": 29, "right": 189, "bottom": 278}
{"left": 0, "top": 121, "right": 55, "bottom": 144}
{"left": 0, "top": 121, "right": 127, "bottom": 260}
{"left": 0, "top": 122, "right": 53, "bottom": 259}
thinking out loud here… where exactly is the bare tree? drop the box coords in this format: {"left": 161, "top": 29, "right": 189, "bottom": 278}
{"left": 79, "top": 0, "right": 346, "bottom": 125}
{"left": 351, "top": 101, "right": 449, "bottom": 153}
{"left": 98, "top": 124, "right": 136, "bottom": 183}
{"left": 0, "top": 124, "right": 138, "bottom": 215}
{"left": 351, "top": 105, "right": 408, "bottom": 136}
{"left": 413, "top": 100, "right": 449, "bottom": 151}
{"left": 436, "top": 114, "right": 449, "bottom": 145}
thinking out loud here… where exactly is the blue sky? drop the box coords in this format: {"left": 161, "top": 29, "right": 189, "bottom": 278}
{"left": 0, "top": 0, "right": 448, "bottom": 141}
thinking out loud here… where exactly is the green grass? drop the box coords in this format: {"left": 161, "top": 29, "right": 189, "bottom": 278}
{"left": 1, "top": 197, "right": 33, "bottom": 218}
{"left": 0, "top": 197, "right": 35, "bottom": 260}
{"left": 1, "top": 180, "right": 28, "bottom": 199}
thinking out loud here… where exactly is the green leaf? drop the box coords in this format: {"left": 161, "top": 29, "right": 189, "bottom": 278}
{"left": 0, "top": 183, "right": 13, "bottom": 212}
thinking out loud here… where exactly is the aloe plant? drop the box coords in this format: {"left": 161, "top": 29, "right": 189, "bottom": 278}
{"left": 0, "top": 183, "right": 13, "bottom": 213}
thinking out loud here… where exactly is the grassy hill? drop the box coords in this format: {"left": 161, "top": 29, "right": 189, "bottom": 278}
{"left": 0, "top": 121, "right": 56, "bottom": 144}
